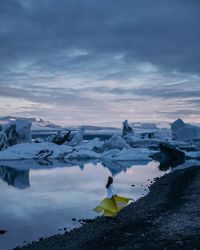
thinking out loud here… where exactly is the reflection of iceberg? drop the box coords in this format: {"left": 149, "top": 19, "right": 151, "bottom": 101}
{"left": 0, "top": 165, "right": 30, "bottom": 189}
{"left": 0, "top": 158, "right": 152, "bottom": 188}
{"left": 101, "top": 159, "right": 149, "bottom": 176}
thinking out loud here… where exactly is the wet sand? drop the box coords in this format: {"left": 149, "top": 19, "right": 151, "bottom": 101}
{"left": 14, "top": 166, "right": 200, "bottom": 250}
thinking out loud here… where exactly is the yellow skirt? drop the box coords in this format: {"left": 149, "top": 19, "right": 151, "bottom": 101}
{"left": 93, "top": 195, "right": 133, "bottom": 217}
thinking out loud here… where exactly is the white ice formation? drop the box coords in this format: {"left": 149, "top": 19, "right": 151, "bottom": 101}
{"left": 67, "top": 127, "right": 85, "bottom": 146}
{"left": 171, "top": 119, "right": 200, "bottom": 141}
{"left": 0, "top": 120, "right": 32, "bottom": 151}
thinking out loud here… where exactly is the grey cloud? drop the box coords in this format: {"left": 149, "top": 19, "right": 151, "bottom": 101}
{"left": 0, "top": 0, "right": 200, "bottom": 124}
{"left": 0, "top": 0, "right": 200, "bottom": 82}
{"left": 0, "top": 84, "right": 100, "bottom": 107}
{"left": 158, "top": 109, "right": 200, "bottom": 116}
{"left": 91, "top": 84, "right": 200, "bottom": 100}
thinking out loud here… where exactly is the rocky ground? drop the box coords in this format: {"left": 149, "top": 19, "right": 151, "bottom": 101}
{"left": 14, "top": 166, "right": 200, "bottom": 250}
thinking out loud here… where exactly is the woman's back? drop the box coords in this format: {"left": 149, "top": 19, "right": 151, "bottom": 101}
{"left": 106, "top": 183, "right": 116, "bottom": 198}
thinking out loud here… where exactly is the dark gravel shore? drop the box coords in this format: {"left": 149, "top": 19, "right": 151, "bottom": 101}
{"left": 14, "top": 166, "right": 200, "bottom": 250}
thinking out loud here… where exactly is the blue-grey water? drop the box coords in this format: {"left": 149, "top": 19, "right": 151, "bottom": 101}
{"left": 0, "top": 160, "right": 167, "bottom": 250}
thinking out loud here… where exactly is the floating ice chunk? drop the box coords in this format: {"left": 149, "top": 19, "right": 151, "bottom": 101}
{"left": 109, "top": 148, "right": 151, "bottom": 161}
{"left": 101, "top": 135, "right": 130, "bottom": 152}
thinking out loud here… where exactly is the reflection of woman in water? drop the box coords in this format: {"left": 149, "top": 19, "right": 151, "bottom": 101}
{"left": 93, "top": 176, "right": 133, "bottom": 217}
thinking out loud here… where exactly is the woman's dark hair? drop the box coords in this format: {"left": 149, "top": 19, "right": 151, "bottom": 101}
{"left": 106, "top": 176, "right": 113, "bottom": 188}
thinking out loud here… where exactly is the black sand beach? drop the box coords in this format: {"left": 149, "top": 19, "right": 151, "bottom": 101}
{"left": 14, "top": 166, "right": 200, "bottom": 250}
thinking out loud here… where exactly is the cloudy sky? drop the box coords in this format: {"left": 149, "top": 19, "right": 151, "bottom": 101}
{"left": 0, "top": 0, "right": 199, "bottom": 126}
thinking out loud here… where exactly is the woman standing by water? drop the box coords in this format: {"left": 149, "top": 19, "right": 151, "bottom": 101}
{"left": 93, "top": 176, "right": 133, "bottom": 217}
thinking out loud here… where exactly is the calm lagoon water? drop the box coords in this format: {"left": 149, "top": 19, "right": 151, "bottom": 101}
{"left": 0, "top": 160, "right": 167, "bottom": 250}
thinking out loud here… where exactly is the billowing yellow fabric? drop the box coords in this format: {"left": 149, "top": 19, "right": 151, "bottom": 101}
{"left": 93, "top": 195, "right": 133, "bottom": 217}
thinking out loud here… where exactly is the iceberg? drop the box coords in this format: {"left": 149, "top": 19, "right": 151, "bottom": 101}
{"left": 110, "top": 148, "right": 152, "bottom": 161}
{"left": 122, "top": 120, "right": 134, "bottom": 136}
{"left": 0, "top": 119, "right": 32, "bottom": 151}
{"left": 171, "top": 119, "right": 200, "bottom": 141}
{"left": 100, "top": 135, "right": 130, "bottom": 152}
{"left": 67, "top": 127, "right": 85, "bottom": 146}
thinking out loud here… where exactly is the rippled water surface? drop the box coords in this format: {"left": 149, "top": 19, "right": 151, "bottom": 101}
{"left": 0, "top": 160, "right": 167, "bottom": 250}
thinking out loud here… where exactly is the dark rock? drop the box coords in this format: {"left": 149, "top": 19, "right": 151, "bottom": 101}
{"left": 151, "top": 143, "right": 185, "bottom": 170}
{"left": 47, "top": 130, "right": 72, "bottom": 145}
{"left": 81, "top": 219, "right": 93, "bottom": 224}
{"left": 0, "top": 229, "right": 7, "bottom": 234}
{"left": 72, "top": 218, "right": 76, "bottom": 221}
